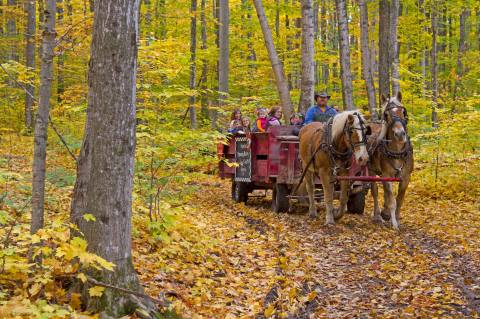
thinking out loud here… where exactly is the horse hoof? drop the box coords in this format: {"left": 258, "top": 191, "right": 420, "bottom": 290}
{"left": 325, "top": 221, "right": 335, "bottom": 227}
{"left": 392, "top": 223, "right": 400, "bottom": 231}
{"left": 333, "top": 208, "right": 344, "bottom": 221}
{"left": 381, "top": 209, "right": 391, "bottom": 221}
{"left": 309, "top": 212, "right": 317, "bottom": 219}
{"left": 372, "top": 215, "right": 385, "bottom": 224}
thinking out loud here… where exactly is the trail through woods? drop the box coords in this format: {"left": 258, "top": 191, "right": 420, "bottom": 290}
{"left": 140, "top": 178, "right": 480, "bottom": 318}
{"left": 0, "top": 135, "right": 479, "bottom": 318}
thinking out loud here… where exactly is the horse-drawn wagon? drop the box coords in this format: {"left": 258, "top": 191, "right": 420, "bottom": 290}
{"left": 217, "top": 125, "right": 368, "bottom": 214}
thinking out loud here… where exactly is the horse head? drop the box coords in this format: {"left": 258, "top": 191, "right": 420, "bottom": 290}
{"left": 381, "top": 92, "right": 408, "bottom": 143}
{"left": 339, "top": 111, "right": 371, "bottom": 166}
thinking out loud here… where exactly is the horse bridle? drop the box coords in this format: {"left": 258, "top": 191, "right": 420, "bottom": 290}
{"left": 380, "top": 104, "right": 412, "bottom": 160}
{"left": 343, "top": 112, "right": 369, "bottom": 150}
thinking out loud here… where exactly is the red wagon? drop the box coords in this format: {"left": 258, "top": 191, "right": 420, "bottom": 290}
{"left": 217, "top": 125, "right": 372, "bottom": 214}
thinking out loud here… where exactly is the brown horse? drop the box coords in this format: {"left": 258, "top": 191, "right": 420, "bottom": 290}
{"left": 299, "top": 111, "right": 371, "bottom": 226}
{"left": 368, "top": 92, "right": 413, "bottom": 230}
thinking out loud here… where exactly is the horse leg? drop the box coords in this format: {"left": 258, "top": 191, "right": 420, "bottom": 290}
{"left": 371, "top": 182, "right": 383, "bottom": 223}
{"left": 394, "top": 175, "right": 410, "bottom": 227}
{"left": 384, "top": 182, "right": 398, "bottom": 230}
{"left": 305, "top": 171, "right": 317, "bottom": 218}
{"left": 335, "top": 179, "right": 348, "bottom": 221}
{"left": 380, "top": 181, "right": 391, "bottom": 221}
{"left": 321, "top": 169, "right": 334, "bottom": 226}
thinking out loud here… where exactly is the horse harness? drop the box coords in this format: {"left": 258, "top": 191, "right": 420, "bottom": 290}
{"left": 291, "top": 113, "right": 368, "bottom": 196}
{"left": 377, "top": 104, "right": 412, "bottom": 178}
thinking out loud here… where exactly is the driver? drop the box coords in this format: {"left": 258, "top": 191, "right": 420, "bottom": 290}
{"left": 304, "top": 92, "right": 338, "bottom": 124}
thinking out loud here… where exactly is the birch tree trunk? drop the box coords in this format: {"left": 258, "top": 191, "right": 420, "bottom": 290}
{"left": 189, "top": 0, "right": 198, "bottom": 128}
{"left": 253, "top": 0, "right": 294, "bottom": 120}
{"left": 25, "top": 0, "right": 36, "bottom": 129}
{"left": 431, "top": 3, "right": 438, "bottom": 127}
{"left": 200, "top": 0, "right": 209, "bottom": 118}
{"left": 218, "top": 0, "right": 229, "bottom": 111}
{"left": 359, "top": 0, "right": 377, "bottom": 119}
{"left": 299, "top": 0, "right": 314, "bottom": 113}
{"left": 378, "top": 0, "right": 390, "bottom": 102}
{"left": 389, "top": 0, "right": 400, "bottom": 95}
{"left": 31, "top": 0, "right": 56, "bottom": 236}
{"left": 70, "top": 0, "right": 153, "bottom": 315}
{"left": 335, "top": 0, "right": 355, "bottom": 110}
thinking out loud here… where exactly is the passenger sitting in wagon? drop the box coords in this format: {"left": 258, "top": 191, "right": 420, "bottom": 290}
{"left": 239, "top": 117, "right": 251, "bottom": 134}
{"left": 228, "top": 109, "right": 243, "bottom": 134}
{"left": 252, "top": 108, "right": 268, "bottom": 132}
{"left": 304, "top": 92, "right": 338, "bottom": 124}
{"left": 267, "top": 106, "right": 283, "bottom": 127}
{"left": 290, "top": 113, "right": 304, "bottom": 127}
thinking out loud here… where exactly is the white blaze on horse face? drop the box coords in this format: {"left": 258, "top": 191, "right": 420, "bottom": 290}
{"left": 353, "top": 117, "right": 369, "bottom": 166}
{"left": 393, "top": 121, "right": 407, "bottom": 142}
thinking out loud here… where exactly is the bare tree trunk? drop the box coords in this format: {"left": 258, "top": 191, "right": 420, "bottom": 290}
{"left": 389, "top": 0, "right": 400, "bottom": 95}
{"left": 6, "top": 0, "right": 18, "bottom": 61}
{"left": 275, "top": 0, "right": 280, "bottom": 38}
{"left": 39, "top": 0, "right": 44, "bottom": 29}
{"left": 253, "top": 0, "right": 294, "bottom": 120}
{"left": 25, "top": 0, "right": 36, "bottom": 129}
{"left": 359, "top": 0, "right": 377, "bottom": 119}
{"left": 335, "top": 0, "right": 354, "bottom": 110}
{"left": 31, "top": 0, "right": 56, "bottom": 236}
{"left": 70, "top": 0, "right": 153, "bottom": 316}
{"left": 57, "top": 0, "right": 65, "bottom": 102}
{"left": 299, "top": 0, "right": 314, "bottom": 113}
{"left": 189, "top": 0, "right": 198, "bottom": 128}
{"left": 431, "top": 3, "right": 438, "bottom": 127}
{"left": 200, "top": 0, "right": 209, "bottom": 118}
{"left": 217, "top": 0, "right": 229, "bottom": 127}
{"left": 378, "top": 0, "right": 390, "bottom": 102}
{"left": 455, "top": 7, "right": 469, "bottom": 98}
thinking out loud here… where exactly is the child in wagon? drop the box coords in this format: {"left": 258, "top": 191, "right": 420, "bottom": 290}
{"left": 252, "top": 108, "right": 268, "bottom": 132}
{"left": 228, "top": 109, "right": 243, "bottom": 133}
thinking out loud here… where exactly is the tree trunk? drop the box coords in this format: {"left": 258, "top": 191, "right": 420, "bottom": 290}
{"left": 25, "top": 0, "right": 36, "bottom": 129}
{"left": 189, "top": 0, "right": 198, "bottom": 128}
{"left": 31, "top": 0, "right": 56, "bottom": 236}
{"left": 359, "top": 0, "right": 377, "bottom": 119}
{"left": 70, "top": 0, "right": 151, "bottom": 315}
{"left": 217, "top": 0, "right": 229, "bottom": 128}
{"left": 389, "top": 0, "right": 400, "bottom": 95}
{"left": 299, "top": 0, "right": 314, "bottom": 113}
{"left": 6, "top": 0, "right": 18, "bottom": 61}
{"left": 455, "top": 7, "right": 469, "bottom": 98}
{"left": 57, "top": 0, "right": 65, "bottom": 102}
{"left": 378, "top": 0, "right": 390, "bottom": 103}
{"left": 431, "top": 3, "right": 438, "bottom": 127}
{"left": 335, "top": 0, "right": 354, "bottom": 110}
{"left": 200, "top": 0, "right": 209, "bottom": 118}
{"left": 253, "top": 0, "right": 294, "bottom": 120}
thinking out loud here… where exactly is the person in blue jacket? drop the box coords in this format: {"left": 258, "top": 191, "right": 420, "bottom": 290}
{"left": 304, "top": 92, "right": 338, "bottom": 124}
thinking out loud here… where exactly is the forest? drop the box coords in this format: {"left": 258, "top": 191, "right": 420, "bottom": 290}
{"left": 0, "top": 0, "right": 479, "bottom": 318}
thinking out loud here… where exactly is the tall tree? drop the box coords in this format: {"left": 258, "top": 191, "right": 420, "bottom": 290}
{"left": 253, "top": 0, "right": 294, "bottom": 120}
{"left": 431, "top": 1, "right": 438, "bottom": 127}
{"left": 6, "top": 0, "right": 17, "bottom": 61}
{"left": 299, "top": 0, "right": 314, "bottom": 113}
{"left": 218, "top": 0, "right": 229, "bottom": 121}
{"left": 359, "top": 0, "right": 377, "bottom": 118}
{"left": 378, "top": 0, "right": 390, "bottom": 103}
{"left": 189, "top": 0, "right": 198, "bottom": 128}
{"left": 25, "top": 0, "right": 36, "bottom": 129}
{"left": 70, "top": 0, "right": 153, "bottom": 315}
{"left": 31, "top": 0, "right": 56, "bottom": 236}
{"left": 57, "top": 0, "right": 65, "bottom": 102}
{"left": 335, "top": 0, "right": 355, "bottom": 110}
{"left": 390, "top": 0, "right": 400, "bottom": 95}
{"left": 455, "top": 7, "right": 470, "bottom": 98}
{"left": 199, "top": 0, "right": 209, "bottom": 118}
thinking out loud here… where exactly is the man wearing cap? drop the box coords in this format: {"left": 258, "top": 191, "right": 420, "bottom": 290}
{"left": 304, "top": 92, "right": 338, "bottom": 124}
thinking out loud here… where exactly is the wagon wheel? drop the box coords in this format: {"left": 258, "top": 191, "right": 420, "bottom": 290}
{"left": 272, "top": 183, "right": 290, "bottom": 213}
{"left": 232, "top": 181, "right": 249, "bottom": 203}
{"left": 347, "top": 190, "right": 366, "bottom": 214}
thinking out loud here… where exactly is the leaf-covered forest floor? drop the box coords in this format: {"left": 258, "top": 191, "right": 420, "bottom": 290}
{"left": 1, "top": 133, "right": 479, "bottom": 318}
{"left": 144, "top": 177, "right": 480, "bottom": 318}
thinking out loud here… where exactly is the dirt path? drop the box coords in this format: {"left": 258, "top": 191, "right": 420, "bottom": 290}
{"left": 143, "top": 178, "right": 480, "bottom": 318}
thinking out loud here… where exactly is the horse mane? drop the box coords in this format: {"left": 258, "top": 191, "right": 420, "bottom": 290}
{"left": 331, "top": 110, "right": 365, "bottom": 140}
